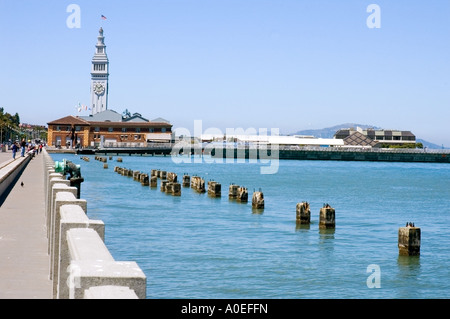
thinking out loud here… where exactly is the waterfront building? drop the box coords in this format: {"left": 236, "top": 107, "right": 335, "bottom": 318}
{"left": 334, "top": 127, "right": 416, "bottom": 147}
{"left": 47, "top": 28, "right": 173, "bottom": 148}
{"left": 47, "top": 115, "right": 172, "bottom": 148}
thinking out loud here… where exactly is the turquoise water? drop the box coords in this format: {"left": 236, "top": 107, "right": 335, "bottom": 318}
{"left": 50, "top": 153, "right": 450, "bottom": 299}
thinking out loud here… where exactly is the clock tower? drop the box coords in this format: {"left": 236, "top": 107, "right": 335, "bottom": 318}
{"left": 91, "top": 27, "right": 109, "bottom": 115}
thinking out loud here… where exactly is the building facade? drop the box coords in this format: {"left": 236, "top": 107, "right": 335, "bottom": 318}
{"left": 334, "top": 127, "right": 416, "bottom": 147}
{"left": 47, "top": 114, "right": 173, "bottom": 148}
{"left": 47, "top": 28, "right": 173, "bottom": 148}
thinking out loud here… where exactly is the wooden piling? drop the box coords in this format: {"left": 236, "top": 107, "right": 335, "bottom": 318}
{"left": 182, "top": 175, "right": 190, "bottom": 187}
{"left": 319, "top": 204, "right": 335, "bottom": 229}
{"left": 398, "top": 225, "right": 421, "bottom": 256}
{"left": 296, "top": 202, "right": 310, "bottom": 224}
{"left": 207, "top": 181, "right": 221, "bottom": 197}
{"left": 236, "top": 187, "right": 248, "bottom": 203}
{"left": 228, "top": 184, "right": 239, "bottom": 199}
{"left": 172, "top": 182, "right": 181, "bottom": 196}
{"left": 140, "top": 174, "right": 149, "bottom": 186}
{"left": 160, "top": 180, "right": 168, "bottom": 192}
{"left": 150, "top": 176, "right": 157, "bottom": 188}
{"left": 191, "top": 176, "right": 205, "bottom": 193}
{"left": 165, "top": 182, "right": 174, "bottom": 194}
{"left": 167, "top": 172, "right": 177, "bottom": 183}
{"left": 252, "top": 191, "right": 264, "bottom": 209}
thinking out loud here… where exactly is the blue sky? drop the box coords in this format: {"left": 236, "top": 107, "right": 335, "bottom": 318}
{"left": 0, "top": 0, "right": 449, "bottom": 146}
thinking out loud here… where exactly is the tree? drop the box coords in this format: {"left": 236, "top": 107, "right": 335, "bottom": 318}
{"left": 12, "top": 113, "right": 20, "bottom": 126}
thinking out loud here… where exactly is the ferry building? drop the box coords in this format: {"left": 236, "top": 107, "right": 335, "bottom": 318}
{"left": 47, "top": 28, "right": 173, "bottom": 148}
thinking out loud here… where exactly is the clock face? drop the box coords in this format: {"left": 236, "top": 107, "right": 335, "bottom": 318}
{"left": 94, "top": 83, "right": 105, "bottom": 95}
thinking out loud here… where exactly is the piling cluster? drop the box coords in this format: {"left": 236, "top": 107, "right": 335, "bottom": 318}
{"left": 114, "top": 166, "right": 181, "bottom": 196}
{"left": 191, "top": 176, "right": 205, "bottom": 193}
{"left": 92, "top": 156, "right": 109, "bottom": 169}
{"left": 295, "top": 202, "right": 336, "bottom": 229}
{"left": 105, "top": 159, "right": 264, "bottom": 213}
{"left": 93, "top": 155, "right": 421, "bottom": 257}
{"left": 94, "top": 156, "right": 108, "bottom": 163}
{"left": 229, "top": 185, "right": 249, "bottom": 203}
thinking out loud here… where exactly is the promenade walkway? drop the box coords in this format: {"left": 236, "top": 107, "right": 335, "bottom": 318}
{"left": 0, "top": 149, "right": 52, "bottom": 299}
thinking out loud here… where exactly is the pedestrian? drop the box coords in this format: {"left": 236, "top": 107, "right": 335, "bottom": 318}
{"left": 12, "top": 142, "right": 18, "bottom": 159}
{"left": 20, "top": 138, "right": 26, "bottom": 157}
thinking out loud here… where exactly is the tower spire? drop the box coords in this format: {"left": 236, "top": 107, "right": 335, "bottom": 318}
{"left": 91, "top": 27, "right": 109, "bottom": 115}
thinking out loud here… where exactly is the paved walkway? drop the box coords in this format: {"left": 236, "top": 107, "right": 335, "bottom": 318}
{"left": 0, "top": 149, "right": 52, "bottom": 299}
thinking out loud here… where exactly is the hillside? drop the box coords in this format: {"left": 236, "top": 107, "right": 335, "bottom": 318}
{"left": 291, "top": 123, "right": 445, "bottom": 149}
{"left": 291, "top": 123, "right": 380, "bottom": 139}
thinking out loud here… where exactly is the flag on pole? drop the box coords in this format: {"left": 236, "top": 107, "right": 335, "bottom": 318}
{"left": 101, "top": 15, "right": 107, "bottom": 20}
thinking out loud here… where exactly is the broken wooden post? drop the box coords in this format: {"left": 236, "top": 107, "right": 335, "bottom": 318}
{"left": 252, "top": 191, "right": 264, "bottom": 209}
{"left": 319, "top": 204, "right": 335, "bottom": 229}
{"left": 398, "top": 223, "right": 421, "bottom": 256}
{"left": 296, "top": 202, "right": 310, "bottom": 224}
{"left": 228, "top": 184, "right": 239, "bottom": 200}
{"left": 182, "top": 175, "right": 190, "bottom": 187}
{"left": 150, "top": 176, "right": 157, "bottom": 188}
{"left": 172, "top": 183, "right": 181, "bottom": 196}
{"left": 207, "top": 181, "right": 221, "bottom": 197}
{"left": 236, "top": 187, "right": 248, "bottom": 203}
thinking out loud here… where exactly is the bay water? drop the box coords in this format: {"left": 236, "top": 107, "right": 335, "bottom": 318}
{"left": 50, "top": 153, "right": 450, "bottom": 299}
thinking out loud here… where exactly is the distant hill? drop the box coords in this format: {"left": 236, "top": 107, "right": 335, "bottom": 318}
{"left": 416, "top": 139, "right": 446, "bottom": 150}
{"left": 291, "top": 123, "right": 380, "bottom": 139}
{"left": 291, "top": 123, "right": 445, "bottom": 149}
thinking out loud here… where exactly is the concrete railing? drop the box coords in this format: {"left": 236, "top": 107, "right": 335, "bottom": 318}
{"left": 42, "top": 149, "right": 147, "bottom": 299}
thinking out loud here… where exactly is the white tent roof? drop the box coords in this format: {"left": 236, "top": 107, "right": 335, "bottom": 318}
{"left": 200, "top": 134, "right": 345, "bottom": 146}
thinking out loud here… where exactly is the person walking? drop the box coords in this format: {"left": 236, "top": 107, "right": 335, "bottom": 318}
{"left": 20, "top": 138, "right": 26, "bottom": 157}
{"left": 12, "top": 142, "right": 18, "bottom": 159}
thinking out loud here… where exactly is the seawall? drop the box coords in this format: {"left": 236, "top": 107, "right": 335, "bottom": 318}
{"left": 275, "top": 148, "right": 450, "bottom": 163}
{"left": 87, "top": 145, "right": 450, "bottom": 164}
{"left": 42, "top": 149, "right": 147, "bottom": 299}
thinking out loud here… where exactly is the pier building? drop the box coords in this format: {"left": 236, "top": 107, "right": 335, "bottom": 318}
{"left": 47, "top": 28, "right": 173, "bottom": 148}
{"left": 47, "top": 115, "right": 173, "bottom": 148}
{"left": 334, "top": 127, "right": 416, "bottom": 148}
